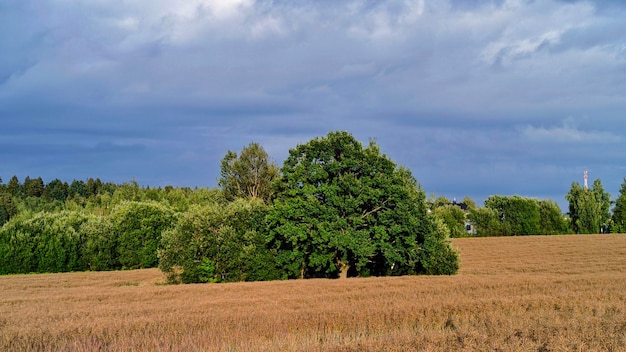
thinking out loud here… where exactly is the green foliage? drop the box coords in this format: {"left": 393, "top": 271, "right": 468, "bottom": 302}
{"left": 161, "top": 188, "right": 190, "bottom": 211}
{"left": 81, "top": 216, "right": 118, "bottom": 271}
{"left": 469, "top": 207, "right": 500, "bottom": 237}
{"left": 462, "top": 196, "right": 477, "bottom": 211}
{"left": 418, "top": 216, "right": 459, "bottom": 275}
{"left": 268, "top": 131, "right": 457, "bottom": 278}
{"left": 470, "top": 196, "right": 565, "bottom": 237}
{"left": 566, "top": 180, "right": 609, "bottom": 234}
{"left": 110, "top": 201, "right": 176, "bottom": 269}
{"left": 0, "top": 211, "right": 92, "bottom": 274}
{"left": 24, "top": 177, "right": 45, "bottom": 198}
{"left": 484, "top": 195, "right": 540, "bottom": 236}
{"left": 198, "top": 258, "right": 219, "bottom": 283}
{"left": 0, "top": 175, "right": 244, "bottom": 276}
{"left": 68, "top": 180, "right": 87, "bottom": 198}
{"left": 427, "top": 194, "right": 451, "bottom": 211}
{"left": 577, "top": 192, "right": 601, "bottom": 234}
{"left": 111, "top": 180, "right": 144, "bottom": 204}
{"left": 159, "top": 199, "right": 281, "bottom": 284}
{"left": 591, "top": 179, "right": 611, "bottom": 226}
{"left": 612, "top": 178, "right": 626, "bottom": 233}
{"left": 7, "top": 175, "right": 21, "bottom": 197}
{"left": 432, "top": 205, "right": 467, "bottom": 238}
{"left": 0, "top": 206, "right": 8, "bottom": 227}
{"left": 538, "top": 200, "right": 567, "bottom": 235}
{"left": 44, "top": 179, "right": 69, "bottom": 202}
{"left": 218, "top": 142, "right": 279, "bottom": 202}
{"left": 0, "top": 193, "right": 17, "bottom": 226}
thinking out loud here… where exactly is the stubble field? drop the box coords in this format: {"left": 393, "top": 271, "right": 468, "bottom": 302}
{"left": 1, "top": 234, "right": 624, "bottom": 351}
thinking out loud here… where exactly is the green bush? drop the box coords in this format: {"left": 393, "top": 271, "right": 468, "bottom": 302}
{"left": 0, "top": 211, "right": 92, "bottom": 274}
{"left": 432, "top": 205, "right": 468, "bottom": 238}
{"left": 159, "top": 199, "right": 281, "bottom": 284}
{"left": 81, "top": 216, "right": 118, "bottom": 271}
{"left": 418, "top": 216, "right": 459, "bottom": 275}
{"left": 110, "top": 201, "right": 176, "bottom": 269}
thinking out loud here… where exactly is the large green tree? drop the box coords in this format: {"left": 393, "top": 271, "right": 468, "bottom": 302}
{"left": 612, "top": 178, "right": 626, "bottom": 233}
{"left": 218, "top": 142, "right": 279, "bottom": 202}
{"left": 267, "top": 131, "right": 458, "bottom": 279}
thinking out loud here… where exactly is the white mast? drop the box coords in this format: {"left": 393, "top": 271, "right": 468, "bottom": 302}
{"left": 584, "top": 170, "right": 588, "bottom": 190}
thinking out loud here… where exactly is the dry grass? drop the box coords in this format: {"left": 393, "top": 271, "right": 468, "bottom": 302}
{"left": 1, "top": 234, "right": 625, "bottom": 351}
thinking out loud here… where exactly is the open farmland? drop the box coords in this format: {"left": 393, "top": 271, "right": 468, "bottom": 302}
{"left": 1, "top": 234, "right": 624, "bottom": 351}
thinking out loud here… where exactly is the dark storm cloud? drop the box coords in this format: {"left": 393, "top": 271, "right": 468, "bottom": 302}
{"left": 1, "top": 0, "right": 625, "bottom": 208}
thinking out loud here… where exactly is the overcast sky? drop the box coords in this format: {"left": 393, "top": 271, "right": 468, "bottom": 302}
{"left": 1, "top": 0, "right": 625, "bottom": 209}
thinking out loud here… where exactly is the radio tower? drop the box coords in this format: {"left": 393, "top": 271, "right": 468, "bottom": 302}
{"left": 584, "top": 170, "right": 589, "bottom": 190}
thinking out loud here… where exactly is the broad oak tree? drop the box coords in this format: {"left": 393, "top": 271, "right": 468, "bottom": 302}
{"left": 267, "top": 131, "right": 458, "bottom": 279}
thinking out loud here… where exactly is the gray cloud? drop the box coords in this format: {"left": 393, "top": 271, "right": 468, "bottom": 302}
{"left": 520, "top": 122, "right": 622, "bottom": 144}
{"left": 1, "top": 0, "right": 625, "bottom": 209}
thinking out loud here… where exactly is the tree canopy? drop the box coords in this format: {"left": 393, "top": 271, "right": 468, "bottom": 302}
{"left": 11, "top": 131, "right": 626, "bottom": 281}
{"left": 566, "top": 179, "right": 610, "bottom": 234}
{"left": 611, "top": 178, "right": 626, "bottom": 233}
{"left": 469, "top": 195, "right": 566, "bottom": 236}
{"left": 267, "top": 131, "right": 458, "bottom": 279}
{"left": 218, "top": 142, "right": 279, "bottom": 203}
{"left": 159, "top": 199, "right": 281, "bottom": 283}
{"left": 484, "top": 195, "right": 540, "bottom": 236}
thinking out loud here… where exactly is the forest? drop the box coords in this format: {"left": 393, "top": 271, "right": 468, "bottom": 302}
{"left": 1, "top": 131, "right": 625, "bottom": 281}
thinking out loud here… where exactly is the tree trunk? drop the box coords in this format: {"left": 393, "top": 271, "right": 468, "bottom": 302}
{"left": 338, "top": 260, "right": 350, "bottom": 279}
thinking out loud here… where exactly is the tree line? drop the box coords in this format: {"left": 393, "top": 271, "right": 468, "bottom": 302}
{"left": 424, "top": 176, "right": 625, "bottom": 237}
{"left": 429, "top": 195, "right": 569, "bottom": 237}
{"left": 1, "top": 131, "right": 624, "bottom": 280}
{"left": 0, "top": 131, "right": 459, "bottom": 281}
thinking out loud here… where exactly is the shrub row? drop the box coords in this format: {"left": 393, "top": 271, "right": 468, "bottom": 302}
{"left": 0, "top": 202, "right": 174, "bottom": 274}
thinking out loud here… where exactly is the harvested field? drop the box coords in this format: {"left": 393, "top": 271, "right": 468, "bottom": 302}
{"left": 1, "top": 234, "right": 625, "bottom": 351}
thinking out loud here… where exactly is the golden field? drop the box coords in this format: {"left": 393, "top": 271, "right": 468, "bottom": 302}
{"left": 1, "top": 234, "right": 624, "bottom": 351}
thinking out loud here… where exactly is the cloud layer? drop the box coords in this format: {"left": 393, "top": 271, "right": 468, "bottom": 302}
{"left": 1, "top": 0, "right": 625, "bottom": 208}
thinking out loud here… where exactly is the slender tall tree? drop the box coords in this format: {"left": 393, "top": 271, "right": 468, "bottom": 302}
{"left": 7, "top": 176, "right": 21, "bottom": 197}
{"left": 612, "top": 178, "right": 626, "bottom": 233}
{"left": 566, "top": 179, "right": 609, "bottom": 234}
{"left": 218, "top": 142, "right": 279, "bottom": 203}
{"left": 24, "top": 176, "right": 45, "bottom": 198}
{"left": 591, "top": 179, "right": 611, "bottom": 227}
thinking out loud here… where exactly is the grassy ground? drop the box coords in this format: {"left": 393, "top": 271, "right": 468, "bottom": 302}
{"left": 1, "top": 234, "right": 624, "bottom": 351}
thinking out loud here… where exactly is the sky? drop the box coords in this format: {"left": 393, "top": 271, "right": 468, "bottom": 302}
{"left": 1, "top": 0, "right": 625, "bottom": 210}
